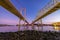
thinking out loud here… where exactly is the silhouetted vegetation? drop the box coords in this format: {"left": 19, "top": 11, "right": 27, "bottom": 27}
{"left": 0, "top": 24, "right": 14, "bottom": 26}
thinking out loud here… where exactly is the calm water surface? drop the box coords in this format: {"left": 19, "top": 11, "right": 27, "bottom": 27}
{"left": 0, "top": 26, "right": 56, "bottom": 32}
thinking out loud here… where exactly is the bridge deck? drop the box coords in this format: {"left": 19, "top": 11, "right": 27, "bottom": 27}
{"left": 32, "top": 0, "right": 60, "bottom": 24}
{"left": 0, "top": 0, "right": 28, "bottom": 24}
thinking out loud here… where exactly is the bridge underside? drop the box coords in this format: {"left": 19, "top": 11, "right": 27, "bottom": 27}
{"left": 32, "top": 3, "right": 60, "bottom": 24}
{"left": 0, "top": 0, "right": 28, "bottom": 24}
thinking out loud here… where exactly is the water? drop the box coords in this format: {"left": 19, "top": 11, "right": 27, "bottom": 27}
{"left": 0, "top": 26, "right": 57, "bottom": 32}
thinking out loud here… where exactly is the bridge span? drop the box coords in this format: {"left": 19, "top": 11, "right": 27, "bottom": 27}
{"left": 0, "top": 0, "right": 29, "bottom": 24}
{"left": 32, "top": 0, "right": 60, "bottom": 24}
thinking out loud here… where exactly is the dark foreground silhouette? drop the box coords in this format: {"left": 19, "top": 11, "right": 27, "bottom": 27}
{"left": 0, "top": 30, "right": 60, "bottom": 40}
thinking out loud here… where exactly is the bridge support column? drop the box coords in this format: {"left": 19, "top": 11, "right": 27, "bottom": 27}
{"left": 23, "top": 20, "right": 28, "bottom": 31}
{"left": 38, "top": 19, "right": 43, "bottom": 31}
{"left": 38, "top": 25, "right": 40, "bottom": 31}
{"left": 26, "top": 24, "right": 29, "bottom": 30}
{"left": 37, "top": 21, "right": 40, "bottom": 31}
{"left": 18, "top": 19, "right": 21, "bottom": 31}
{"left": 24, "top": 21, "right": 26, "bottom": 30}
{"left": 40, "top": 19, "right": 43, "bottom": 31}
{"left": 32, "top": 24, "right": 35, "bottom": 30}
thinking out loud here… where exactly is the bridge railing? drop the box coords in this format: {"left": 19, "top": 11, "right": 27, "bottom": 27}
{"left": 36, "top": 0, "right": 60, "bottom": 20}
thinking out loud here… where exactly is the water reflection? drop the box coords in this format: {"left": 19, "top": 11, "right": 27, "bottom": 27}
{"left": 0, "top": 26, "right": 57, "bottom": 32}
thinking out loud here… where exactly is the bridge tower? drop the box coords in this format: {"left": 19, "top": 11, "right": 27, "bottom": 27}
{"left": 23, "top": 8, "right": 28, "bottom": 30}
{"left": 20, "top": 8, "right": 28, "bottom": 30}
